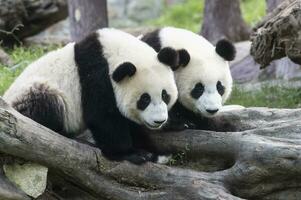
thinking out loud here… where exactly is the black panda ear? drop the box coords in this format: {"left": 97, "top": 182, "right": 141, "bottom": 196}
{"left": 177, "top": 49, "right": 190, "bottom": 68}
{"left": 157, "top": 47, "right": 178, "bottom": 71}
{"left": 112, "top": 62, "right": 136, "bottom": 82}
{"left": 215, "top": 39, "right": 236, "bottom": 61}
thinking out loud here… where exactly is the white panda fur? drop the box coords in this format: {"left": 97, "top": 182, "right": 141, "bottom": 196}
{"left": 3, "top": 28, "right": 179, "bottom": 164}
{"left": 141, "top": 27, "right": 236, "bottom": 130}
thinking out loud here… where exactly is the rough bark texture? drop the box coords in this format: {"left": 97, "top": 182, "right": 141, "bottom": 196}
{"left": 0, "top": 97, "right": 301, "bottom": 199}
{"left": 201, "top": 0, "right": 251, "bottom": 44}
{"left": 251, "top": 0, "right": 301, "bottom": 68}
{"left": 0, "top": 0, "right": 67, "bottom": 45}
{"left": 68, "top": 0, "right": 108, "bottom": 42}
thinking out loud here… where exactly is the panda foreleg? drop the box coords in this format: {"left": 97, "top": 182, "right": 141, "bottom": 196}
{"left": 87, "top": 114, "right": 157, "bottom": 164}
{"left": 12, "top": 83, "right": 67, "bottom": 135}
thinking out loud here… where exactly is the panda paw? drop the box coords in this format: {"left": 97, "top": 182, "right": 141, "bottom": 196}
{"left": 164, "top": 121, "right": 196, "bottom": 131}
{"left": 102, "top": 149, "right": 157, "bottom": 165}
{"left": 123, "top": 149, "right": 158, "bottom": 165}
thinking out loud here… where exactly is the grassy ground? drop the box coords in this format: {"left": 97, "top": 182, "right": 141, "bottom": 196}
{"left": 227, "top": 86, "right": 301, "bottom": 108}
{"left": 0, "top": 45, "right": 58, "bottom": 95}
{"left": 1, "top": 46, "right": 301, "bottom": 109}
{"left": 0, "top": 0, "right": 299, "bottom": 109}
{"left": 148, "top": 0, "right": 266, "bottom": 32}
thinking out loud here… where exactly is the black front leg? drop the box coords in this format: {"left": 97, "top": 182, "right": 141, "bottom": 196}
{"left": 88, "top": 114, "right": 156, "bottom": 165}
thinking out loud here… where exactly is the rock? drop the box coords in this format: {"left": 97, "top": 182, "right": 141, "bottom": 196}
{"left": 3, "top": 163, "right": 48, "bottom": 198}
{"left": 25, "top": 19, "right": 70, "bottom": 45}
{"left": 25, "top": 19, "right": 156, "bottom": 45}
{"left": 108, "top": 0, "right": 164, "bottom": 28}
{"left": 127, "top": 0, "right": 163, "bottom": 23}
{"left": 230, "top": 41, "right": 301, "bottom": 83}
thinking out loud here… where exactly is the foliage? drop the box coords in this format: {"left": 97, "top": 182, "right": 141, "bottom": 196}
{"left": 148, "top": 0, "right": 204, "bottom": 32}
{"left": 241, "top": 0, "right": 266, "bottom": 26}
{"left": 0, "top": 45, "right": 58, "bottom": 95}
{"left": 227, "top": 86, "right": 301, "bottom": 108}
{"left": 148, "top": 0, "right": 266, "bottom": 32}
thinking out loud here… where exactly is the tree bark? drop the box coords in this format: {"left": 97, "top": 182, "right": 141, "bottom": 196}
{"left": 251, "top": 0, "right": 301, "bottom": 68}
{"left": 0, "top": 0, "right": 67, "bottom": 45}
{"left": 201, "top": 0, "right": 250, "bottom": 44}
{"left": 68, "top": 0, "right": 108, "bottom": 42}
{"left": 0, "top": 97, "right": 301, "bottom": 199}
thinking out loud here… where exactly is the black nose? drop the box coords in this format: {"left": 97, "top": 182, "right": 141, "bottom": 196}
{"left": 206, "top": 109, "right": 219, "bottom": 114}
{"left": 154, "top": 120, "right": 166, "bottom": 124}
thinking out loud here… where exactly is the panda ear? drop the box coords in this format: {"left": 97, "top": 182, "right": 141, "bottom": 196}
{"left": 215, "top": 39, "right": 236, "bottom": 61}
{"left": 157, "top": 47, "right": 178, "bottom": 71}
{"left": 112, "top": 62, "right": 136, "bottom": 83}
{"left": 177, "top": 49, "right": 190, "bottom": 68}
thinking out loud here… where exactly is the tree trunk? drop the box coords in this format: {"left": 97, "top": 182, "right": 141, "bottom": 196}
{"left": 0, "top": 0, "right": 67, "bottom": 45}
{"left": 0, "top": 96, "right": 301, "bottom": 199}
{"left": 68, "top": 0, "right": 108, "bottom": 42}
{"left": 201, "top": 0, "right": 250, "bottom": 44}
{"left": 251, "top": 0, "right": 301, "bottom": 68}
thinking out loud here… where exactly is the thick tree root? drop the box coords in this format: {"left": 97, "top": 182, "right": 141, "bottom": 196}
{"left": 0, "top": 98, "right": 300, "bottom": 199}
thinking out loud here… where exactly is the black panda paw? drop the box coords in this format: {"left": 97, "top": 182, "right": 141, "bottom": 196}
{"left": 102, "top": 149, "right": 157, "bottom": 165}
{"left": 123, "top": 149, "right": 158, "bottom": 165}
{"left": 164, "top": 121, "right": 196, "bottom": 131}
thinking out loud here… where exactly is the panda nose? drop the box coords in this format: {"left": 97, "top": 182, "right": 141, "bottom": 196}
{"left": 154, "top": 120, "right": 166, "bottom": 125}
{"left": 206, "top": 109, "right": 219, "bottom": 114}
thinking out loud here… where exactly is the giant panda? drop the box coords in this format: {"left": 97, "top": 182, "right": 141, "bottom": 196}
{"left": 3, "top": 28, "right": 179, "bottom": 164}
{"left": 141, "top": 27, "right": 237, "bottom": 131}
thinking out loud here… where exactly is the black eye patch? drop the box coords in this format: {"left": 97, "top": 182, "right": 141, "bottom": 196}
{"left": 137, "top": 93, "right": 151, "bottom": 110}
{"left": 217, "top": 81, "right": 225, "bottom": 96}
{"left": 191, "top": 82, "right": 204, "bottom": 99}
{"left": 162, "top": 89, "right": 170, "bottom": 104}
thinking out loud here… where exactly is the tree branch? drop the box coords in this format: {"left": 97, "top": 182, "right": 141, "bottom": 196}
{"left": 251, "top": 0, "right": 301, "bottom": 68}
{"left": 0, "top": 97, "right": 301, "bottom": 199}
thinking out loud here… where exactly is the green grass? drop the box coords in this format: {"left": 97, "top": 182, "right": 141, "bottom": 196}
{"left": 0, "top": 45, "right": 59, "bottom": 95}
{"left": 241, "top": 0, "right": 266, "bottom": 26}
{"left": 227, "top": 86, "right": 301, "bottom": 108}
{"left": 148, "top": 0, "right": 204, "bottom": 32}
{"left": 148, "top": 0, "right": 266, "bottom": 32}
{"left": 1, "top": 46, "right": 301, "bottom": 109}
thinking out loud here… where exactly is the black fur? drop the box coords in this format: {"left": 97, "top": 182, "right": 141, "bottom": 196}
{"left": 162, "top": 89, "right": 170, "bottom": 104}
{"left": 215, "top": 39, "right": 236, "bottom": 61}
{"left": 165, "top": 101, "right": 237, "bottom": 132}
{"left": 137, "top": 93, "right": 151, "bottom": 111}
{"left": 157, "top": 47, "right": 178, "bottom": 70}
{"left": 112, "top": 62, "right": 136, "bottom": 82}
{"left": 216, "top": 81, "right": 225, "bottom": 96}
{"left": 74, "top": 32, "right": 155, "bottom": 164}
{"left": 12, "top": 83, "right": 66, "bottom": 135}
{"left": 141, "top": 29, "right": 161, "bottom": 52}
{"left": 190, "top": 82, "right": 204, "bottom": 99}
{"left": 177, "top": 49, "right": 190, "bottom": 67}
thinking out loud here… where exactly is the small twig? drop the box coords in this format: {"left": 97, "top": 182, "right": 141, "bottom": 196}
{"left": 0, "top": 24, "right": 24, "bottom": 44}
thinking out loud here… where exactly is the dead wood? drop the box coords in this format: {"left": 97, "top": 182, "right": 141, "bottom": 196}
{"left": 251, "top": 0, "right": 301, "bottom": 68}
{"left": 0, "top": 97, "right": 300, "bottom": 199}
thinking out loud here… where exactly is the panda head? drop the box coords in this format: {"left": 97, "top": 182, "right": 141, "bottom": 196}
{"left": 111, "top": 47, "right": 178, "bottom": 129}
{"left": 175, "top": 39, "right": 235, "bottom": 117}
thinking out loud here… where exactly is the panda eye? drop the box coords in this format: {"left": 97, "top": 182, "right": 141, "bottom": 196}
{"left": 217, "top": 81, "right": 225, "bottom": 96}
{"left": 162, "top": 89, "right": 170, "bottom": 104}
{"left": 191, "top": 82, "right": 204, "bottom": 99}
{"left": 137, "top": 93, "right": 151, "bottom": 110}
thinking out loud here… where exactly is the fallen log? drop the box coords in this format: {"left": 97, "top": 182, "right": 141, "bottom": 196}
{"left": 0, "top": 96, "right": 301, "bottom": 199}
{"left": 0, "top": 0, "right": 67, "bottom": 45}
